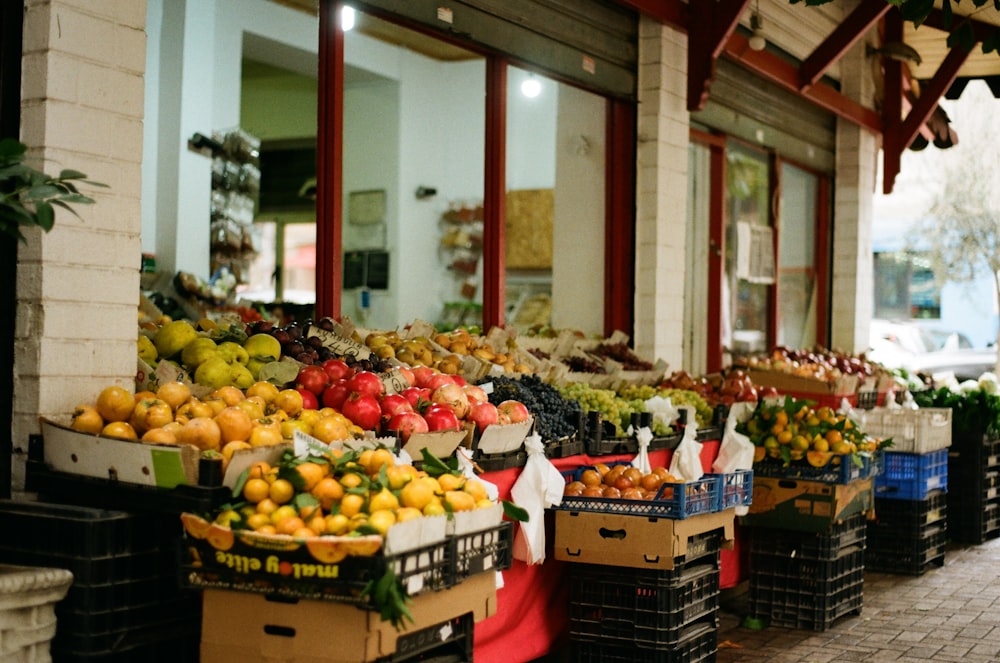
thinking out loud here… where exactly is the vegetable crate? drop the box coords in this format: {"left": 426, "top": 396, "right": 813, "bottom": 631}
{"left": 559, "top": 466, "right": 721, "bottom": 519}
{"left": 875, "top": 448, "right": 948, "bottom": 500}
{"left": 752, "top": 451, "right": 881, "bottom": 485}
{"left": 0, "top": 500, "right": 201, "bottom": 660}
{"left": 710, "top": 470, "right": 753, "bottom": 509}
{"left": 867, "top": 490, "right": 947, "bottom": 539}
{"left": 570, "top": 621, "right": 717, "bottom": 663}
{"left": 748, "top": 544, "right": 864, "bottom": 631}
{"left": 866, "top": 523, "right": 946, "bottom": 576}
{"left": 948, "top": 434, "right": 1000, "bottom": 543}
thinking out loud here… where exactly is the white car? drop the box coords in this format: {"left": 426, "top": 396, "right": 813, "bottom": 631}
{"left": 868, "top": 319, "right": 997, "bottom": 381}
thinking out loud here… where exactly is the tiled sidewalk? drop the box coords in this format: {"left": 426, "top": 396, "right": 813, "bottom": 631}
{"left": 716, "top": 537, "right": 1000, "bottom": 662}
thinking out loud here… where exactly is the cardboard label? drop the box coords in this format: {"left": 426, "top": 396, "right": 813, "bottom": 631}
{"left": 308, "top": 325, "right": 371, "bottom": 360}
{"left": 379, "top": 368, "right": 410, "bottom": 394}
{"left": 742, "top": 476, "right": 874, "bottom": 532}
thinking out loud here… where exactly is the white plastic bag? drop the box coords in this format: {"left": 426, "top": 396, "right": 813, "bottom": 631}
{"left": 668, "top": 406, "right": 704, "bottom": 481}
{"left": 631, "top": 426, "right": 654, "bottom": 474}
{"left": 644, "top": 395, "right": 680, "bottom": 432}
{"left": 712, "top": 400, "right": 755, "bottom": 515}
{"left": 455, "top": 447, "right": 500, "bottom": 501}
{"left": 510, "top": 433, "right": 566, "bottom": 565}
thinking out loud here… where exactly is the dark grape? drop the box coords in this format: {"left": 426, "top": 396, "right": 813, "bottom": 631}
{"left": 479, "top": 375, "right": 582, "bottom": 442}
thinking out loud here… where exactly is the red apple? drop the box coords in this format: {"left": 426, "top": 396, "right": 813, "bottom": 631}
{"left": 385, "top": 411, "right": 428, "bottom": 442}
{"left": 431, "top": 383, "right": 470, "bottom": 420}
{"left": 497, "top": 399, "right": 530, "bottom": 424}
{"left": 321, "top": 379, "right": 351, "bottom": 410}
{"left": 467, "top": 401, "right": 499, "bottom": 433}
{"left": 296, "top": 388, "right": 319, "bottom": 410}
{"left": 347, "top": 370, "right": 385, "bottom": 399}
{"left": 463, "top": 384, "right": 489, "bottom": 405}
{"left": 296, "top": 365, "right": 329, "bottom": 396}
{"left": 379, "top": 393, "right": 413, "bottom": 419}
{"left": 320, "top": 358, "right": 353, "bottom": 382}
{"left": 423, "top": 404, "right": 461, "bottom": 432}
{"left": 341, "top": 393, "right": 382, "bottom": 430}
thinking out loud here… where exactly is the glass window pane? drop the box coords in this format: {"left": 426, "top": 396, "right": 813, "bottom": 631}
{"left": 777, "top": 162, "right": 817, "bottom": 348}
{"left": 685, "top": 141, "right": 711, "bottom": 373}
{"left": 725, "top": 144, "right": 771, "bottom": 356}
{"left": 504, "top": 66, "right": 606, "bottom": 335}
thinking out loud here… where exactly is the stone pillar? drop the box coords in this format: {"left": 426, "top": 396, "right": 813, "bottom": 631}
{"left": 633, "top": 16, "right": 689, "bottom": 368}
{"left": 12, "top": 1, "right": 146, "bottom": 491}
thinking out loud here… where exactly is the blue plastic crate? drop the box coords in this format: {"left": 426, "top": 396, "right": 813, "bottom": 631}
{"left": 753, "top": 450, "right": 881, "bottom": 485}
{"left": 708, "top": 470, "right": 753, "bottom": 509}
{"left": 558, "top": 463, "right": 721, "bottom": 519}
{"left": 875, "top": 448, "right": 948, "bottom": 500}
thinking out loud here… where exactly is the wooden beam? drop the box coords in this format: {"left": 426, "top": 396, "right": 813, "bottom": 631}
{"left": 923, "top": 8, "right": 997, "bottom": 43}
{"left": 723, "top": 33, "right": 882, "bottom": 134}
{"left": 688, "top": 0, "right": 750, "bottom": 112}
{"left": 482, "top": 58, "right": 506, "bottom": 330}
{"left": 315, "top": 0, "right": 343, "bottom": 318}
{"left": 900, "top": 45, "right": 970, "bottom": 151}
{"left": 799, "top": 1, "right": 890, "bottom": 91}
{"left": 881, "top": 11, "right": 904, "bottom": 195}
{"left": 614, "top": 0, "right": 686, "bottom": 31}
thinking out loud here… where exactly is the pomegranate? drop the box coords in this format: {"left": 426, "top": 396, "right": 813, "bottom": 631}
{"left": 425, "top": 373, "right": 458, "bottom": 392}
{"left": 423, "top": 404, "right": 461, "bottom": 432}
{"left": 347, "top": 370, "right": 385, "bottom": 399}
{"left": 431, "top": 383, "right": 470, "bottom": 419}
{"left": 467, "top": 401, "right": 499, "bottom": 433}
{"left": 463, "top": 384, "right": 489, "bottom": 405}
{"left": 385, "top": 411, "right": 429, "bottom": 442}
{"left": 401, "top": 386, "right": 432, "bottom": 411}
{"left": 296, "top": 388, "right": 319, "bottom": 410}
{"left": 296, "top": 365, "right": 329, "bottom": 396}
{"left": 320, "top": 358, "right": 353, "bottom": 382}
{"left": 341, "top": 393, "right": 382, "bottom": 430}
{"left": 497, "top": 399, "right": 530, "bottom": 424}
{"left": 321, "top": 379, "right": 351, "bottom": 410}
{"left": 410, "top": 366, "right": 435, "bottom": 388}
{"left": 379, "top": 393, "right": 413, "bottom": 419}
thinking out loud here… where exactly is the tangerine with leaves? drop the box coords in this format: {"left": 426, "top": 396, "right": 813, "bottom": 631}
{"left": 243, "top": 478, "right": 271, "bottom": 503}
{"left": 294, "top": 462, "right": 327, "bottom": 492}
{"left": 269, "top": 478, "right": 295, "bottom": 505}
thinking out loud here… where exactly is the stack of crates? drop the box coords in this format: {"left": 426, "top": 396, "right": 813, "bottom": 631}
{"left": 747, "top": 513, "right": 866, "bottom": 631}
{"left": 862, "top": 406, "right": 951, "bottom": 570}
{"left": 566, "top": 529, "right": 725, "bottom": 663}
{"left": 0, "top": 500, "right": 201, "bottom": 662}
{"left": 948, "top": 430, "right": 1000, "bottom": 543}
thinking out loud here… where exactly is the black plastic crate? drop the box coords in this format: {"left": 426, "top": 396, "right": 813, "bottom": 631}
{"left": 545, "top": 435, "right": 585, "bottom": 458}
{"left": 471, "top": 448, "right": 527, "bottom": 472}
{"left": 376, "top": 612, "right": 474, "bottom": 662}
{"left": 51, "top": 614, "right": 201, "bottom": 661}
{"left": 947, "top": 497, "right": 1000, "bottom": 544}
{"left": 749, "top": 545, "right": 865, "bottom": 598}
{"left": 748, "top": 512, "right": 866, "bottom": 560}
{"left": 869, "top": 490, "right": 947, "bottom": 538}
{"left": 449, "top": 521, "right": 513, "bottom": 583}
{"left": 55, "top": 592, "right": 200, "bottom": 640}
{"left": 570, "top": 619, "right": 717, "bottom": 663}
{"left": 866, "top": 524, "right": 946, "bottom": 575}
{"left": 568, "top": 560, "right": 719, "bottom": 646}
{"left": 748, "top": 573, "right": 863, "bottom": 631}
{"left": 0, "top": 500, "right": 177, "bottom": 559}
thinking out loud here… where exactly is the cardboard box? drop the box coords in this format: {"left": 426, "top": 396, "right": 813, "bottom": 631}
{"left": 740, "top": 476, "right": 874, "bottom": 532}
{"left": 747, "top": 370, "right": 859, "bottom": 397}
{"left": 553, "top": 508, "right": 735, "bottom": 570}
{"left": 199, "top": 570, "right": 497, "bottom": 663}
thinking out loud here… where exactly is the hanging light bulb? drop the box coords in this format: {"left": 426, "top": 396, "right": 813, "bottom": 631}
{"left": 521, "top": 74, "right": 542, "bottom": 98}
{"left": 748, "top": 3, "right": 766, "bottom": 52}
{"left": 340, "top": 6, "right": 356, "bottom": 32}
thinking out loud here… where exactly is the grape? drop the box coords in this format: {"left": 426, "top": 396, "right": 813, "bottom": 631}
{"left": 480, "top": 375, "right": 582, "bottom": 442}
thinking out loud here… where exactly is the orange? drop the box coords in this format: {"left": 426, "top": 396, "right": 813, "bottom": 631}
{"left": 211, "top": 385, "right": 245, "bottom": 407}
{"left": 234, "top": 398, "right": 265, "bottom": 421}
{"left": 339, "top": 493, "right": 365, "bottom": 518}
{"left": 243, "top": 477, "right": 271, "bottom": 503}
{"left": 269, "top": 504, "right": 298, "bottom": 525}
{"left": 340, "top": 472, "right": 365, "bottom": 489}
{"left": 269, "top": 478, "right": 295, "bottom": 505}
{"left": 386, "top": 464, "right": 416, "bottom": 491}
{"left": 141, "top": 427, "right": 178, "bottom": 445}
{"left": 395, "top": 507, "right": 423, "bottom": 523}
{"left": 246, "top": 381, "right": 280, "bottom": 405}
{"left": 273, "top": 389, "right": 304, "bottom": 417}
{"left": 369, "top": 487, "right": 399, "bottom": 512}
{"left": 215, "top": 406, "right": 253, "bottom": 443}
{"left": 312, "top": 477, "right": 345, "bottom": 511}
{"left": 249, "top": 420, "right": 283, "bottom": 448}
{"left": 96, "top": 385, "right": 135, "bottom": 423}
{"left": 463, "top": 478, "right": 489, "bottom": 502}
{"left": 438, "top": 473, "right": 465, "bottom": 492}
{"left": 368, "top": 509, "right": 396, "bottom": 536}
{"left": 71, "top": 405, "right": 104, "bottom": 434}
{"left": 275, "top": 516, "right": 306, "bottom": 536}
{"left": 176, "top": 417, "right": 222, "bottom": 451}
{"left": 101, "top": 421, "right": 137, "bottom": 440}
{"left": 294, "top": 462, "right": 326, "bottom": 492}
{"left": 401, "top": 477, "right": 438, "bottom": 511}
{"left": 311, "top": 416, "right": 350, "bottom": 444}
{"left": 422, "top": 499, "right": 446, "bottom": 517}
{"left": 444, "top": 490, "right": 476, "bottom": 512}
{"left": 220, "top": 440, "right": 252, "bottom": 465}
{"left": 255, "top": 498, "right": 279, "bottom": 516}
{"left": 580, "top": 469, "right": 602, "bottom": 487}
{"left": 365, "top": 448, "right": 396, "bottom": 476}
{"left": 134, "top": 390, "right": 157, "bottom": 403}
{"left": 324, "top": 513, "right": 350, "bottom": 535}
{"left": 246, "top": 512, "right": 272, "bottom": 531}
{"left": 130, "top": 398, "right": 172, "bottom": 435}
{"left": 156, "top": 381, "right": 191, "bottom": 410}
{"left": 305, "top": 513, "right": 327, "bottom": 535}
{"left": 175, "top": 398, "right": 213, "bottom": 423}
{"left": 203, "top": 397, "right": 227, "bottom": 417}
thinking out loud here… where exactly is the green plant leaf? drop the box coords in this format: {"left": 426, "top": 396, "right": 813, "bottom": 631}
{"left": 34, "top": 203, "right": 54, "bottom": 232}
{"left": 502, "top": 499, "right": 529, "bottom": 522}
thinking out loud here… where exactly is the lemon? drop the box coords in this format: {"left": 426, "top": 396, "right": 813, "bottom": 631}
{"left": 153, "top": 320, "right": 198, "bottom": 359}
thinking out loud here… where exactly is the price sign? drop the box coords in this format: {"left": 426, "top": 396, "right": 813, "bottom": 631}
{"left": 379, "top": 369, "right": 411, "bottom": 395}
{"left": 308, "top": 325, "right": 372, "bottom": 360}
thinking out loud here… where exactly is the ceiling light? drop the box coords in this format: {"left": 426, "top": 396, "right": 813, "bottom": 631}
{"left": 748, "top": 11, "right": 766, "bottom": 52}
{"left": 521, "top": 75, "right": 541, "bottom": 98}
{"left": 340, "top": 6, "right": 355, "bottom": 32}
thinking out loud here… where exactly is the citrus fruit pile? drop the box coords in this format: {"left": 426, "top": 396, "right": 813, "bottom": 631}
{"left": 562, "top": 462, "right": 683, "bottom": 500}
{"left": 181, "top": 444, "right": 496, "bottom": 554}
{"left": 736, "top": 397, "right": 886, "bottom": 468}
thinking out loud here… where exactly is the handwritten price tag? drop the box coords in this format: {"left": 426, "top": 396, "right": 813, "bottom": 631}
{"left": 308, "top": 325, "right": 372, "bottom": 360}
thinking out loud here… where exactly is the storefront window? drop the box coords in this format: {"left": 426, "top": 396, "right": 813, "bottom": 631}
{"left": 725, "top": 144, "right": 772, "bottom": 357}
{"left": 504, "top": 67, "right": 606, "bottom": 335}
{"left": 777, "top": 163, "right": 818, "bottom": 348}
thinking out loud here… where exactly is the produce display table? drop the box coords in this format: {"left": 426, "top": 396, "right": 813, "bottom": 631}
{"left": 473, "top": 441, "right": 743, "bottom": 663}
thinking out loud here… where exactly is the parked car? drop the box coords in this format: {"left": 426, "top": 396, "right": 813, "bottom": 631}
{"left": 868, "top": 319, "right": 997, "bottom": 382}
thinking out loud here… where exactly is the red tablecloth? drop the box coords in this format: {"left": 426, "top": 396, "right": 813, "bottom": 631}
{"left": 473, "top": 442, "right": 745, "bottom": 663}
